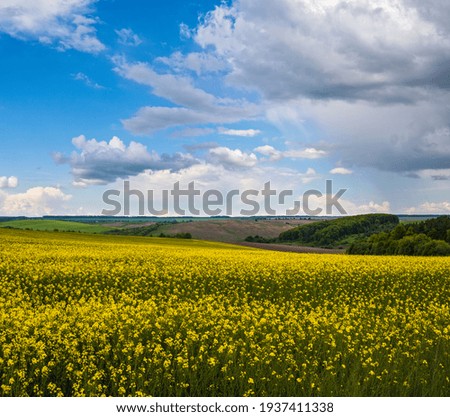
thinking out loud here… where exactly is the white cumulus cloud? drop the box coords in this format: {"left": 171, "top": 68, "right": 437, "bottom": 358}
{"left": 0, "top": 186, "right": 71, "bottom": 216}
{"left": 306, "top": 195, "right": 391, "bottom": 216}
{"left": 207, "top": 147, "right": 258, "bottom": 168}
{"left": 405, "top": 201, "right": 450, "bottom": 214}
{"left": 0, "top": 176, "right": 18, "bottom": 188}
{"left": 0, "top": 0, "right": 104, "bottom": 53}
{"left": 330, "top": 167, "right": 353, "bottom": 175}
{"left": 218, "top": 128, "right": 261, "bottom": 137}
{"left": 254, "top": 145, "right": 327, "bottom": 161}
{"left": 53, "top": 135, "right": 198, "bottom": 186}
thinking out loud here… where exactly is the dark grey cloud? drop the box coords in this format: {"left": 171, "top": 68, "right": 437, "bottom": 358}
{"left": 283, "top": 93, "right": 450, "bottom": 175}
{"left": 195, "top": 0, "right": 450, "bottom": 104}
{"left": 404, "top": 0, "right": 450, "bottom": 34}
{"left": 331, "top": 123, "right": 450, "bottom": 173}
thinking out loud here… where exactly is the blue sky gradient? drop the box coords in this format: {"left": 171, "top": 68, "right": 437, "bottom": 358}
{"left": 0, "top": 0, "right": 449, "bottom": 216}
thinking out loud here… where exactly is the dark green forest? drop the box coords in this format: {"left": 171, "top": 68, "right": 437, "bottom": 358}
{"left": 348, "top": 216, "right": 450, "bottom": 256}
{"left": 277, "top": 214, "right": 399, "bottom": 247}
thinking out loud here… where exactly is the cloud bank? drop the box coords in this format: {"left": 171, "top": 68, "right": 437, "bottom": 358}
{"left": 188, "top": 0, "right": 450, "bottom": 176}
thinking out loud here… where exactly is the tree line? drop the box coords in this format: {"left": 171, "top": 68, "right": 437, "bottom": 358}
{"left": 348, "top": 216, "right": 450, "bottom": 256}
{"left": 277, "top": 214, "right": 399, "bottom": 247}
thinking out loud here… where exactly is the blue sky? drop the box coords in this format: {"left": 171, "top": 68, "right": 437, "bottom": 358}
{"left": 0, "top": 0, "right": 449, "bottom": 216}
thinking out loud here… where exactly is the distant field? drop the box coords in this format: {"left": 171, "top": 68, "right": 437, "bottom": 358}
{"left": 0, "top": 218, "right": 315, "bottom": 242}
{"left": 0, "top": 219, "right": 114, "bottom": 233}
{"left": 155, "top": 219, "right": 314, "bottom": 243}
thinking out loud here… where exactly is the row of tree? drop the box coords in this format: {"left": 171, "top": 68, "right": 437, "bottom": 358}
{"left": 278, "top": 214, "right": 399, "bottom": 247}
{"left": 348, "top": 216, "right": 450, "bottom": 256}
{"left": 104, "top": 224, "right": 192, "bottom": 239}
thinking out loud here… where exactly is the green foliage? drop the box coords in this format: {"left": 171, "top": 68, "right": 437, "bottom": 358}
{"left": 278, "top": 214, "right": 399, "bottom": 247}
{"left": 174, "top": 232, "right": 192, "bottom": 239}
{"left": 348, "top": 216, "right": 450, "bottom": 256}
{"left": 158, "top": 232, "right": 192, "bottom": 239}
{"left": 245, "top": 235, "right": 274, "bottom": 243}
{"left": 411, "top": 215, "right": 450, "bottom": 242}
{"left": 104, "top": 224, "right": 161, "bottom": 237}
{"left": 105, "top": 222, "right": 194, "bottom": 239}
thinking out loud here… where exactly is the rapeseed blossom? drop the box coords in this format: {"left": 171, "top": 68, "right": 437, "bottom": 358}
{"left": 0, "top": 229, "right": 449, "bottom": 396}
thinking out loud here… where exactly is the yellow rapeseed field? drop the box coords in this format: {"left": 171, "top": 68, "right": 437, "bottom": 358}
{"left": 0, "top": 228, "right": 449, "bottom": 396}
